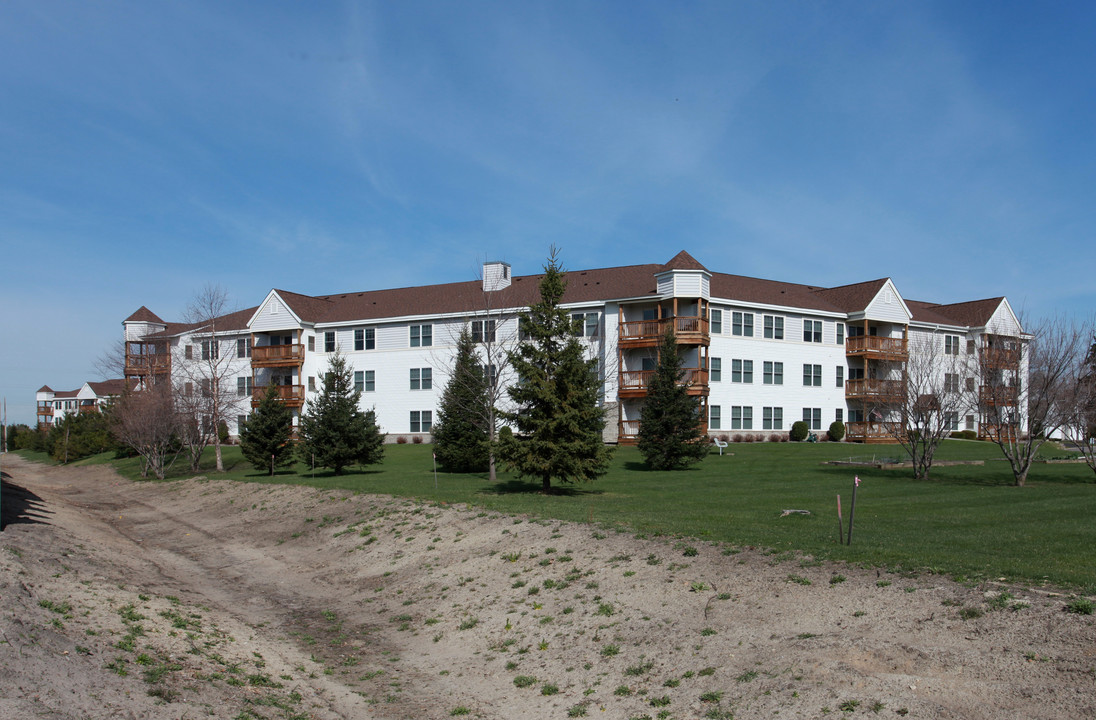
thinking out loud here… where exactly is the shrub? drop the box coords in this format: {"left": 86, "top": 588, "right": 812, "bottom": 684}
{"left": 217, "top": 420, "right": 230, "bottom": 444}
{"left": 950, "top": 430, "right": 978, "bottom": 440}
{"left": 828, "top": 421, "right": 846, "bottom": 442}
{"left": 396, "top": 436, "right": 408, "bottom": 444}
{"left": 768, "top": 433, "right": 782, "bottom": 443}
{"left": 412, "top": 435, "right": 424, "bottom": 444}
{"left": 790, "top": 421, "right": 809, "bottom": 442}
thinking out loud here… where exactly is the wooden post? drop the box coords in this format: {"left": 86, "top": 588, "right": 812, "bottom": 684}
{"left": 837, "top": 494, "right": 844, "bottom": 545}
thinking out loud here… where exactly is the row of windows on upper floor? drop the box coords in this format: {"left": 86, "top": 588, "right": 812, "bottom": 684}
{"left": 234, "top": 367, "right": 449, "bottom": 395}
{"left": 708, "top": 359, "right": 850, "bottom": 387}
{"left": 236, "top": 410, "right": 435, "bottom": 434}
{"left": 709, "top": 406, "right": 843, "bottom": 432}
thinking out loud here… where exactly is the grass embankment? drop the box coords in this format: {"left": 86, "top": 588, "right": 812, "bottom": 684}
{"left": 21, "top": 440, "right": 1096, "bottom": 592}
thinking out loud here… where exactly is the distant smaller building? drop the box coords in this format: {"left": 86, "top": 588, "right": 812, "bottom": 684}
{"left": 35, "top": 379, "right": 130, "bottom": 430}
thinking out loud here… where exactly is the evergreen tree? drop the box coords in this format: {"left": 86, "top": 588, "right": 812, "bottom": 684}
{"left": 239, "top": 383, "right": 295, "bottom": 476}
{"left": 498, "top": 248, "right": 612, "bottom": 493}
{"left": 432, "top": 328, "right": 491, "bottom": 472}
{"left": 297, "top": 350, "right": 384, "bottom": 475}
{"left": 637, "top": 328, "right": 710, "bottom": 470}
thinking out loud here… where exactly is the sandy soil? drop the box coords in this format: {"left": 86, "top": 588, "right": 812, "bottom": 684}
{"left": 1, "top": 454, "right": 1094, "bottom": 720}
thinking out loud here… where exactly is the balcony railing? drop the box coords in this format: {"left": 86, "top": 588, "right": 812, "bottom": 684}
{"left": 846, "top": 421, "right": 903, "bottom": 443}
{"left": 36, "top": 405, "right": 54, "bottom": 416}
{"left": 79, "top": 403, "right": 99, "bottom": 414}
{"left": 845, "top": 378, "right": 905, "bottom": 401}
{"left": 619, "top": 316, "right": 710, "bottom": 348}
{"left": 979, "top": 385, "right": 1018, "bottom": 406}
{"left": 845, "top": 336, "right": 908, "bottom": 360}
{"left": 981, "top": 346, "right": 1021, "bottom": 369}
{"left": 252, "top": 384, "right": 305, "bottom": 407}
{"left": 125, "top": 354, "right": 171, "bottom": 375}
{"left": 978, "top": 423, "right": 1019, "bottom": 442}
{"left": 251, "top": 344, "right": 305, "bottom": 367}
{"left": 618, "top": 368, "right": 709, "bottom": 396}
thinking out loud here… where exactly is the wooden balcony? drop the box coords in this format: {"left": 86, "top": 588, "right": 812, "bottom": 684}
{"left": 125, "top": 354, "right": 171, "bottom": 376}
{"left": 618, "top": 368, "right": 709, "bottom": 398}
{"left": 845, "top": 378, "right": 904, "bottom": 402}
{"left": 616, "top": 418, "right": 710, "bottom": 445}
{"left": 251, "top": 344, "right": 305, "bottom": 368}
{"left": 846, "top": 421, "right": 903, "bottom": 444}
{"left": 845, "top": 336, "right": 908, "bottom": 361}
{"left": 619, "top": 317, "right": 710, "bottom": 349}
{"left": 252, "top": 385, "right": 305, "bottom": 408}
{"left": 79, "top": 403, "right": 99, "bottom": 414}
{"left": 981, "top": 346, "right": 1021, "bottom": 369}
{"left": 979, "top": 385, "right": 1018, "bottom": 406}
{"left": 36, "top": 405, "right": 54, "bottom": 417}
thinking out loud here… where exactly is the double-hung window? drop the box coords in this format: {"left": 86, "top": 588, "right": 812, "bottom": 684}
{"left": 237, "top": 338, "right": 252, "bottom": 358}
{"left": 732, "top": 312, "right": 754, "bottom": 337}
{"left": 571, "top": 312, "right": 599, "bottom": 337}
{"left": 236, "top": 376, "right": 253, "bottom": 397}
{"left": 763, "top": 407, "right": 783, "bottom": 430}
{"left": 354, "top": 371, "right": 376, "bottom": 393}
{"left": 731, "top": 406, "right": 753, "bottom": 430}
{"left": 472, "top": 319, "right": 497, "bottom": 343}
{"left": 731, "top": 359, "right": 753, "bottom": 383}
{"left": 763, "top": 315, "right": 784, "bottom": 340}
{"left": 709, "top": 405, "right": 721, "bottom": 430}
{"left": 945, "top": 335, "right": 960, "bottom": 355}
{"left": 944, "top": 373, "right": 960, "bottom": 393}
{"left": 803, "top": 407, "right": 822, "bottom": 430}
{"left": 836, "top": 366, "right": 844, "bottom": 388}
{"left": 763, "top": 361, "right": 783, "bottom": 385}
{"left": 710, "top": 309, "right": 722, "bottom": 335}
{"left": 324, "top": 331, "right": 335, "bottom": 353}
{"left": 410, "top": 410, "right": 433, "bottom": 433}
{"left": 410, "top": 368, "right": 432, "bottom": 390}
{"left": 355, "top": 328, "right": 375, "bottom": 351}
{"left": 202, "top": 340, "right": 218, "bottom": 360}
{"left": 710, "top": 358, "right": 721, "bottom": 382}
{"left": 410, "top": 324, "right": 432, "bottom": 347}
{"left": 836, "top": 323, "right": 845, "bottom": 345}
{"left": 803, "top": 320, "right": 822, "bottom": 343}
{"left": 803, "top": 364, "right": 822, "bottom": 387}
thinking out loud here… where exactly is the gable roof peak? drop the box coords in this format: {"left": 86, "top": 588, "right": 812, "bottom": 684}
{"left": 124, "top": 306, "right": 164, "bottom": 324}
{"left": 660, "top": 250, "right": 708, "bottom": 272}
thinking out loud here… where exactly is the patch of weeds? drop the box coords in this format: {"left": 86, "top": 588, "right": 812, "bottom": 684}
{"left": 624, "top": 570, "right": 636, "bottom": 577}
{"left": 876, "top": 580, "right": 891, "bottom": 588}
{"left": 614, "top": 685, "right": 633, "bottom": 696}
{"left": 625, "top": 661, "right": 655, "bottom": 676}
{"left": 681, "top": 545, "right": 698, "bottom": 557}
{"left": 596, "top": 602, "right": 614, "bottom": 617}
{"left": 700, "top": 690, "right": 723, "bottom": 703}
{"left": 839, "top": 699, "right": 860, "bottom": 712}
{"left": 663, "top": 678, "right": 680, "bottom": 688}
{"left": 829, "top": 574, "right": 846, "bottom": 585}
{"left": 527, "top": 586, "right": 540, "bottom": 596}
{"left": 786, "top": 574, "right": 811, "bottom": 586}
{"left": 700, "top": 628, "right": 716, "bottom": 636}
{"left": 601, "top": 644, "right": 621, "bottom": 657}
{"left": 987, "top": 591, "right": 1015, "bottom": 611}
{"left": 646, "top": 554, "right": 662, "bottom": 566}
{"left": 458, "top": 617, "right": 479, "bottom": 630}
{"left": 698, "top": 666, "right": 716, "bottom": 677}
{"left": 690, "top": 581, "right": 709, "bottom": 592}
{"left": 649, "top": 695, "right": 671, "bottom": 707}
{"left": 105, "top": 656, "right": 128, "bottom": 676}
{"left": 567, "top": 703, "right": 589, "bottom": 717}
{"left": 513, "top": 675, "right": 537, "bottom": 688}
{"left": 716, "top": 592, "right": 731, "bottom": 600}
{"left": 1066, "top": 598, "right": 1094, "bottom": 615}
{"left": 512, "top": 579, "right": 526, "bottom": 589}
{"left": 959, "top": 607, "right": 984, "bottom": 620}
{"left": 736, "top": 669, "right": 759, "bottom": 683}
{"left": 450, "top": 707, "right": 471, "bottom": 716}
{"left": 870, "top": 701, "right": 886, "bottom": 713}
{"left": 541, "top": 683, "right": 560, "bottom": 696}
{"left": 852, "top": 611, "right": 866, "bottom": 617}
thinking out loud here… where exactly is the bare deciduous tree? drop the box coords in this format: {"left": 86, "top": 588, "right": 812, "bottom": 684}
{"left": 109, "top": 383, "right": 179, "bottom": 480}
{"left": 979, "top": 316, "right": 1086, "bottom": 487}
{"left": 1059, "top": 329, "right": 1096, "bottom": 477}
{"left": 177, "top": 284, "right": 247, "bottom": 472}
{"left": 882, "top": 333, "right": 979, "bottom": 479}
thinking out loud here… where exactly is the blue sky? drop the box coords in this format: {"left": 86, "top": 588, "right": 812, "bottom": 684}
{"left": 2, "top": 1, "right": 1094, "bottom": 424}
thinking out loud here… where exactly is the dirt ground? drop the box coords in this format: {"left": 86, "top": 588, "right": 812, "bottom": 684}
{"left": 1, "top": 454, "right": 1094, "bottom": 720}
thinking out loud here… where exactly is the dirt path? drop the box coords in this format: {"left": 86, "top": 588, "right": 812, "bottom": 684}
{"left": 1, "top": 454, "right": 1094, "bottom": 719}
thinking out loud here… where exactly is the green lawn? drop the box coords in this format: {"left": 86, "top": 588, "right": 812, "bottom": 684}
{"left": 22, "top": 440, "right": 1096, "bottom": 592}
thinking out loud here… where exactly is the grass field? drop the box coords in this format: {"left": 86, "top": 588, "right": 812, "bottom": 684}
{"left": 23, "top": 439, "right": 1096, "bottom": 592}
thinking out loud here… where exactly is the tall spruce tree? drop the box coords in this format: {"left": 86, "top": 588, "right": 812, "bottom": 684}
{"left": 637, "top": 328, "right": 710, "bottom": 469}
{"left": 499, "top": 248, "right": 612, "bottom": 493}
{"left": 433, "top": 328, "right": 490, "bottom": 472}
{"left": 239, "top": 383, "right": 295, "bottom": 476}
{"left": 297, "top": 350, "right": 384, "bottom": 475}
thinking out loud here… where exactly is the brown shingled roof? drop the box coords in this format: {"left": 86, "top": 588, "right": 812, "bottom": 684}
{"left": 913, "top": 297, "right": 1005, "bottom": 328}
{"left": 37, "top": 385, "right": 53, "bottom": 393}
{"left": 809, "top": 279, "right": 890, "bottom": 313}
{"left": 87, "top": 379, "right": 132, "bottom": 397}
{"left": 660, "top": 250, "right": 708, "bottom": 272}
{"left": 124, "top": 306, "right": 165, "bottom": 324}
{"left": 141, "top": 307, "right": 259, "bottom": 339}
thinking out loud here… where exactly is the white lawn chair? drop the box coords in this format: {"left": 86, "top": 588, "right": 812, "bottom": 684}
{"left": 712, "top": 438, "right": 728, "bottom": 456}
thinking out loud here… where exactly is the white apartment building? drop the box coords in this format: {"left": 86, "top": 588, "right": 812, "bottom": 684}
{"left": 115, "top": 251, "right": 1024, "bottom": 444}
{"left": 35, "top": 379, "right": 131, "bottom": 429}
